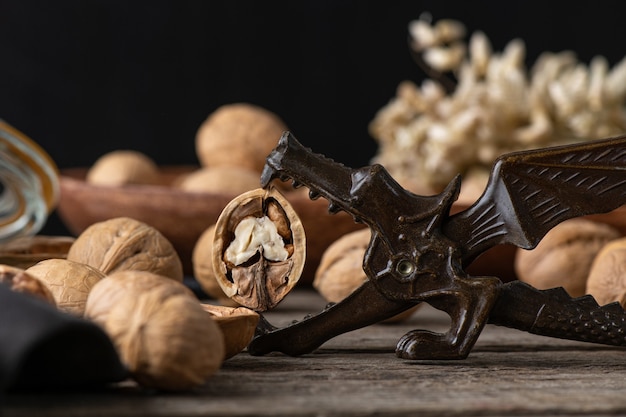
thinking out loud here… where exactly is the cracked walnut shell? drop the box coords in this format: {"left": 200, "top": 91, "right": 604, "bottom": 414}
{"left": 85, "top": 270, "right": 225, "bottom": 391}
{"left": 201, "top": 304, "right": 259, "bottom": 359}
{"left": 212, "top": 188, "right": 305, "bottom": 311}
{"left": 67, "top": 217, "right": 183, "bottom": 282}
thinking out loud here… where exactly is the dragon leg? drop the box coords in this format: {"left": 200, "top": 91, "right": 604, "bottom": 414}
{"left": 396, "top": 275, "right": 501, "bottom": 360}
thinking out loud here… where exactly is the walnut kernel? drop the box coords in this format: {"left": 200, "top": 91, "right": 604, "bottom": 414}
{"left": 212, "top": 188, "right": 305, "bottom": 311}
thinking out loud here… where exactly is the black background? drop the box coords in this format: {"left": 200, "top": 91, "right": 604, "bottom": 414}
{"left": 0, "top": 0, "right": 625, "bottom": 235}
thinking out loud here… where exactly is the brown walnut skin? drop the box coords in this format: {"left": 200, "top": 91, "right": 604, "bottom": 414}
{"left": 25, "top": 258, "right": 105, "bottom": 315}
{"left": 195, "top": 103, "right": 288, "bottom": 174}
{"left": 0, "top": 264, "right": 56, "bottom": 305}
{"left": 85, "top": 270, "right": 225, "bottom": 391}
{"left": 213, "top": 188, "right": 306, "bottom": 311}
{"left": 67, "top": 217, "right": 184, "bottom": 282}
{"left": 515, "top": 218, "right": 621, "bottom": 297}
{"left": 586, "top": 237, "right": 626, "bottom": 307}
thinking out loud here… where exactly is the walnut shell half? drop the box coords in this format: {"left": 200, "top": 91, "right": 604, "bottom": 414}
{"left": 201, "top": 304, "right": 259, "bottom": 359}
{"left": 212, "top": 188, "right": 305, "bottom": 311}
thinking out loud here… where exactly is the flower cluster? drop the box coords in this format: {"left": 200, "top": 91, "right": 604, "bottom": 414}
{"left": 369, "top": 17, "right": 626, "bottom": 192}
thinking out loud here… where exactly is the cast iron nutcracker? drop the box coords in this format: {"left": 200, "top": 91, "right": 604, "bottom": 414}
{"left": 248, "top": 132, "right": 626, "bottom": 360}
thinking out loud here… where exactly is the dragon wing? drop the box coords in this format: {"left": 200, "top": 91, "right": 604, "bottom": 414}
{"left": 443, "top": 135, "right": 626, "bottom": 266}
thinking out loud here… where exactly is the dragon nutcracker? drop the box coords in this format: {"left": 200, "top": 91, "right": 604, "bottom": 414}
{"left": 248, "top": 132, "right": 626, "bottom": 360}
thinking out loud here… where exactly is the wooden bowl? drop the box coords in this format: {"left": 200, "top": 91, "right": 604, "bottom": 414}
{"left": 57, "top": 167, "right": 365, "bottom": 284}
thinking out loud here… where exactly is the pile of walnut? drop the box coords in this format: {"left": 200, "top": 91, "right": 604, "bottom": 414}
{"left": 0, "top": 217, "right": 260, "bottom": 392}
{"left": 84, "top": 103, "right": 307, "bottom": 309}
{"left": 369, "top": 16, "right": 626, "bottom": 194}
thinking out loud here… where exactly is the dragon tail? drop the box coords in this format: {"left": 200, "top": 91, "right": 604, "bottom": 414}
{"left": 489, "top": 281, "right": 626, "bottom": 347}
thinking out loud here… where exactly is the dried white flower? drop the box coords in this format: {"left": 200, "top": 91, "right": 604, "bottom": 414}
{"left": 369, "top": 17, "right": 626, "bottom": 192}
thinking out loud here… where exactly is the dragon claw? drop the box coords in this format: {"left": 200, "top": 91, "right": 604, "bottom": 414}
{"left": 396, "top": 330, "right": 463, "bottom": 360}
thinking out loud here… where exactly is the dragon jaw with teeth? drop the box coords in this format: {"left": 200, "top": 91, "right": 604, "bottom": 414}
{"left": 248, "top": 131, "right": 626, "bottom": 360}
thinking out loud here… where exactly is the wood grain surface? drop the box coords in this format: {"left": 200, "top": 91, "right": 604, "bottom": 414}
{"left": 5, "top": 289, "right": 626, "bottom": 417}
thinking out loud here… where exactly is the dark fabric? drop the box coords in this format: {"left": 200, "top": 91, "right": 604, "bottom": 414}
{"left": 0, "top": 285, "right": 127, "bottom": 391}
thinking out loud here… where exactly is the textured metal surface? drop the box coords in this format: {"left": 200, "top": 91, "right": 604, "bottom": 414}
{"left": 249, "top": 132, "right": 626, "bottom": 360}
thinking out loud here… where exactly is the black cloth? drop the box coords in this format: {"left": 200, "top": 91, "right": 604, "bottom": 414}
{"left": 0, "top": 285, "right": 127, "bottom": 391}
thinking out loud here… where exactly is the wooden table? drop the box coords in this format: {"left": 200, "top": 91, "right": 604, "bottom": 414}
{"left": 5, "top": 288, "right": 626, "bottom": 417}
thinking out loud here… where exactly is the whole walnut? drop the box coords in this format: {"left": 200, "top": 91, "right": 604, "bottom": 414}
{"left": 177, "top": 166, "right": 261, "bottom": 195}
{"left": 25, "top": 258, "right": 105, "bottom": 315}
{"left": 515, "top": 218, "right": 621, "bottom": 297}
{"left": 85, "top": 270, "right": 225, "bottom": 391}
{"left": 0, "top": 264, "right": 56, "bottom": 305}
{"left": 586, "top": 237, "right": 626, "bottom": 307}
{"left": 86, "top": 150, "right": 160, "bottom": 186}
{"left": 195, "top": 103, "right": 287, "bottom": 173}
{"left": 314, "top": 228, "right": 372, "bottom": 303}
{"left": 314, "top": 228, "right": 418, "bottom": 322}
{"left": 67, "top": 217, "right": 183, "bottom": 282}
{"left": 192, "top": 224, "right": 238, "bottom": 306}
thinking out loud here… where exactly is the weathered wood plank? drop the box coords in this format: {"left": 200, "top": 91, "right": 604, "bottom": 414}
{"left": 4, "top": 289, "right": 626, "bottom": 417}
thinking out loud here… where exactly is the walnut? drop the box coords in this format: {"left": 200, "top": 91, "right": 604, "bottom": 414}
{"left": 67, "top": 217, "right": 183, "bottom": 282}
{"left": 176, "top": 166, "right": 261, "bottom": 195}
{"left": 314, "top": 228, "right": 418, "bottom": 322}
{"left": 201, "top": 304, "right": 259, "bottom": 359}
{"left": 0, "top": 235, "right": 75, "bottom": 269}
{"left": 85, "top": 270, "right": 225, "bottom": 391}
{"left": 25, "top": 258, "right": 105, "bottom": 315}
{"left": 86, "top": 150, "right": 160, "bottom": 186}
{"left": 192, "top": 224, "right": 238, "bottom": 306}
{"left": 314, "top": 228, "right": 372, "bottom": 303}
{"left": 195, "top": 103, "right": 287, "bottom": 174}
{"left": 212, "top": 188, "right": 305, "bottom": 311}
{"left": 515, "top": 218, "right": 621, "bottom": 297}
{"left": 586, "top": 238, "right": 626, "bottom": 307}
{"left": 0, "top": 264, "right": 56, "bottom": 305}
